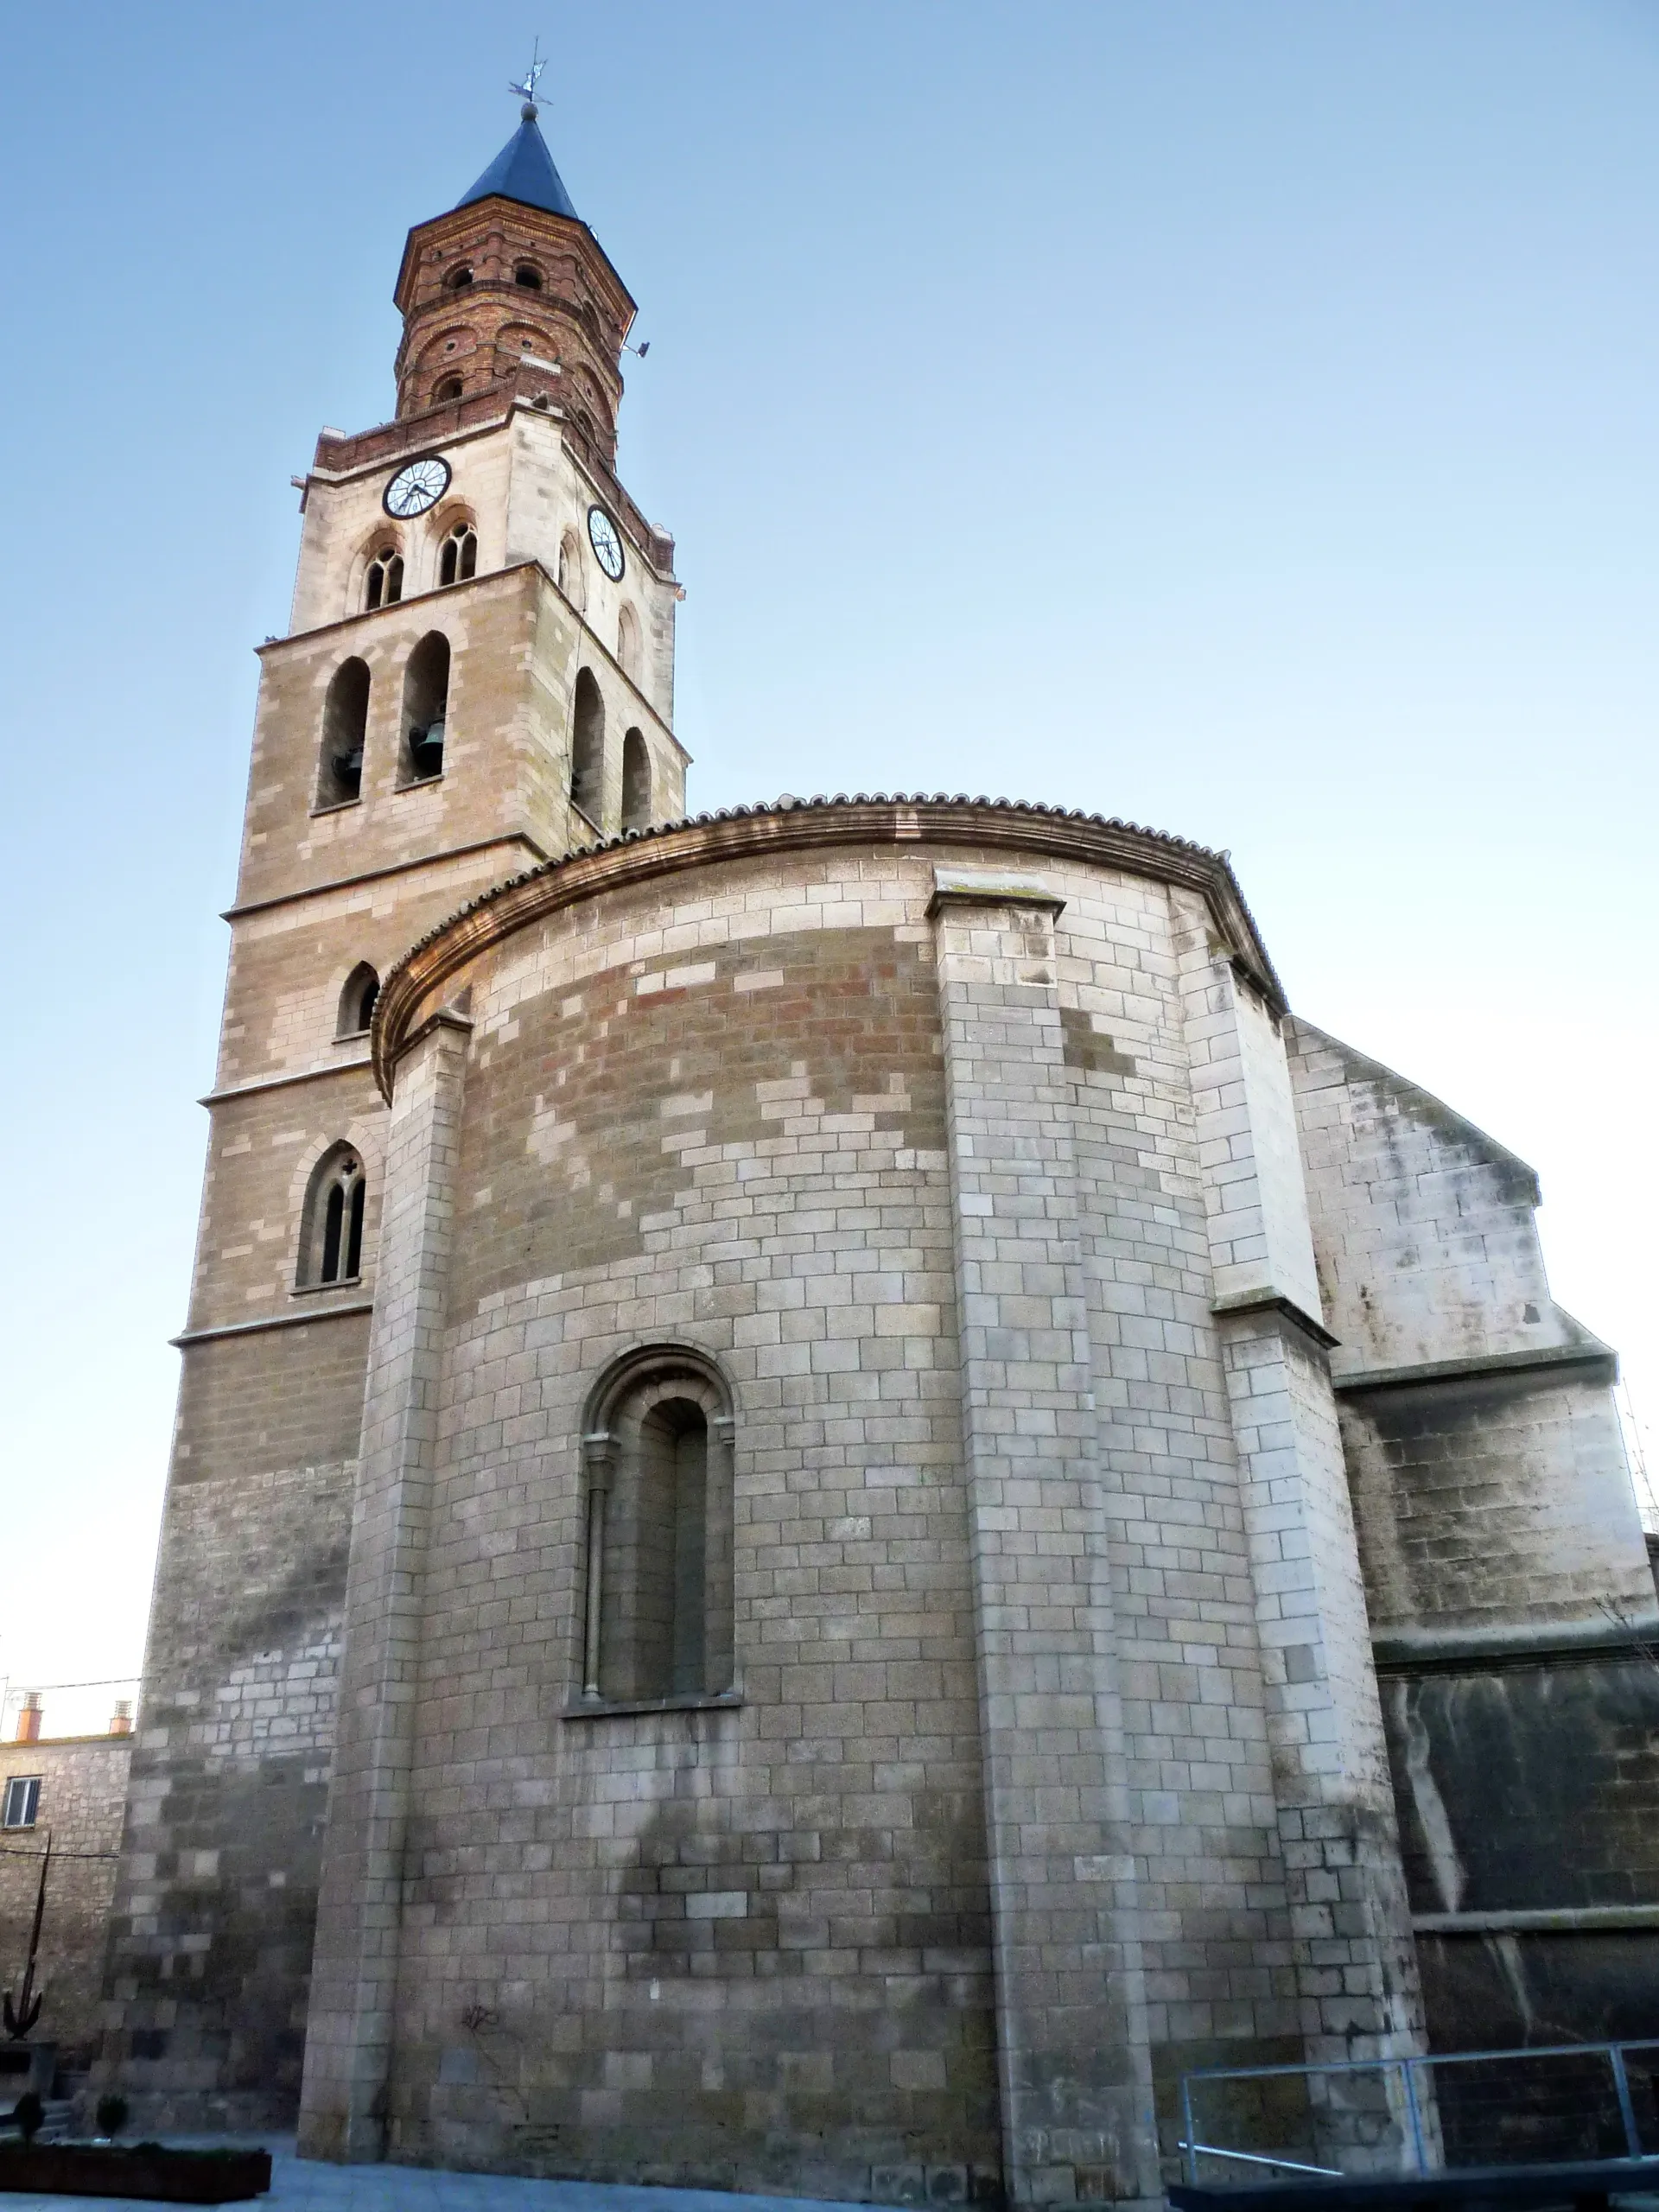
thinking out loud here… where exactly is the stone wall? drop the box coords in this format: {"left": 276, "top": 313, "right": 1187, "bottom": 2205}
{"left": 1289, "top": 1016, "right": 1659, "bottom": 2110}
{"left": 297, "top": 819, "right": 1427, "bottom": 2203}
{"left": 0, "top": 1735, "right": 130, "bottom": 2072}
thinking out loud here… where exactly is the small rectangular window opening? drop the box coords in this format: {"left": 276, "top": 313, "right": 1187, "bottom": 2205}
{"left": 2, "top": 1777, "right": 41, "bottom": 1829}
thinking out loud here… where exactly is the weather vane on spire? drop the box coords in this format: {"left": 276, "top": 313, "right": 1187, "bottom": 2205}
{"left": 509, "top": 39, "right": 548, "bottom": 118}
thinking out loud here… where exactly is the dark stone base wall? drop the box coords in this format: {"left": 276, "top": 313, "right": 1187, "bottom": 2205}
{"left": 1383, "top": 1659, "right": 1659, "bottom": 1928}
{"left": 1382, "top": 1654, "right": 1659, "bottom": 2162}
{"left": 95, "top": 1446, "right": 354, "bottom": 2132}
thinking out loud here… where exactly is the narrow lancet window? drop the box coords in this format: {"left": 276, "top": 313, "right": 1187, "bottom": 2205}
{"left": 337, "top": 963, "right": 379, "bottom": 1038}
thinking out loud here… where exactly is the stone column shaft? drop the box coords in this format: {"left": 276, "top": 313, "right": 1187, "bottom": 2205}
{"left": 1178, "top": 915, "right": 1427, "bottom": 2162}
{"left": 932, "top": 873, "right": 1158, "bottom": 2210}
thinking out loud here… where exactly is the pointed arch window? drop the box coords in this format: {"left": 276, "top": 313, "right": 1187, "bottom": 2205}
{"left": 401, "top": 632, "right": 450, "bottom": 784}
{"left": 364, "top": 546, "right": 404, "bottom": 612}
{"left": 337, "top": 963, "right": 379, "bottom": 1039}
{"left": 621, "top": 728, "right": 651, "bottom": 832}
{"left": 300, "top": 1146, "right": 367, "bottom": 1288}
{"left": 318, "top": 657, "right": 371, "bottom": 807}
{"left": 570, "top": 667, "right": 604, "bottom": 822}
{"left": 439, "top": 519, "right": 478, "bottom": 588}
{"left": 578, "top": 1350, "right": 736, "bottom": 1709}
{"left": 556, "top": 531, "right": 585, "bottom": 611}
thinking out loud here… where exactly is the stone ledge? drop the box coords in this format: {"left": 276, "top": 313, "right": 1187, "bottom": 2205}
{"left": 1211, "top": 1291, "right": 1339, "bottom": 1354}
{"left": 563, "top": 1690, "right": 743, "bottom": 1720}
{"left": 171, "top": 1300, "right": 374, "bottom": 1348}
{"left": 1333, "top": 1340, "right": 1617, "bottom": 1395}
{"left": 1414, "top": 1905, "right": 1659, "bottom": 1935}
{"left": 1373, "top": 1617, "right": 1659, "bottom": 1676}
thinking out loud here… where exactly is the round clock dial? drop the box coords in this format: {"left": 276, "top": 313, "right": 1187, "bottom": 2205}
{"left": 588, "top": 504, "right": 626, "bottom": 581}
{"left": 384, "top": 455, "right": 452, "bottom": 518}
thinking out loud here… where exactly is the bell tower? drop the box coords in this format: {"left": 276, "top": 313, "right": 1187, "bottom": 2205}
{"left": 391, "top": 100, "right": 630, "bottom": 467}
{"left": 96, "top": 92, "right": 687, "bottom": 2134}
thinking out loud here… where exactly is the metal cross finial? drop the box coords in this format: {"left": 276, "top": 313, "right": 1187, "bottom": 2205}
{"left": 509, "top": 39, "right": 547, "bottom": 112}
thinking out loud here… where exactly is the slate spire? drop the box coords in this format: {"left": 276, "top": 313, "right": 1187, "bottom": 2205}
{"left": 454, "top": 103, "right": 579, "bottom": 222}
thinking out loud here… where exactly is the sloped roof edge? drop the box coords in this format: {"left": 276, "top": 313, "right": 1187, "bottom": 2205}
{"left": 371, "top": 793, "right": 1285, "bottom": 1100}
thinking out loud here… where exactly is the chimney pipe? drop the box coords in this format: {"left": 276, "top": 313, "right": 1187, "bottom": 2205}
{"left": 15, "top": 1692, "right": 42, "bottom": 1745}
{"left": 110, "top": 1700, "right": 133, "bottom": 1737}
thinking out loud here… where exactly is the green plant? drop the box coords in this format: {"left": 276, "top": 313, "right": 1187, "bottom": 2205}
{"left": 11, "top": 2091, "right": 43, "bottom": 2145}
{"left": 95, "top": 2091, "right": 128, "bottom": 2137}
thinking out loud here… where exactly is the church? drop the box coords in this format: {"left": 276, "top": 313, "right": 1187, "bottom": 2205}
{"left": 92, "top": 92, "right": 1659, "bottom": 2209}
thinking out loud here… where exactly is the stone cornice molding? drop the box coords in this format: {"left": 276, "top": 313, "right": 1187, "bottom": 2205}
{"left": 224, "top": 833, "right": 551, "bottom": 924}
{"left": 372, "top": 796, "right": 1285, "bottom": 1102}
{"left": 1333, "top": 1339, "right": 1617, "bottom": 1395}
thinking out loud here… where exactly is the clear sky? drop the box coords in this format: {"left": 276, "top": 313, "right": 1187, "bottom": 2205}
{"left": 3, "top": 2, "right": 1656, "bottom": 1732}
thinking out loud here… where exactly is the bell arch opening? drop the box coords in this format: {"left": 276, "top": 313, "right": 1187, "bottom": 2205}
{"left": 570, "top": 667, "right": 604, "bottom": 822}
{"left": 400, "top": 632, "right": 450, "bottom": 784}
{"left": 318, "top": 657, "right": 371, "bottom": 806}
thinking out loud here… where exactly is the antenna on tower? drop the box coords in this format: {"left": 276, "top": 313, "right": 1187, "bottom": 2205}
{"left": 509, "top": 39, "right": 548, "bottom": 119}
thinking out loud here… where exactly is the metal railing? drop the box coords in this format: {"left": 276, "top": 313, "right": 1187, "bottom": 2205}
{"left": 1179, "top": 2038, "right": 1659, "bottom": 2186}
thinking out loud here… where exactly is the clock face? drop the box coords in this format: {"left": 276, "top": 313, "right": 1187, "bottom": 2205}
{"left": 384, "top": 455, "right": 452, "bottom": 518}
{"left": 588, "top": 505, "right": 626, "bottom": 581}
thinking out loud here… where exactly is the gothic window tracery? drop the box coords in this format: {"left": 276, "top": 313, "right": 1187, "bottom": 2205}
{"left": 439, "top": 518, "right": 478, "bottom": 587}
{"left": 364, "top": 545, "right": 404, "bottom": 611}
{"left": 300, "top": 1145, "right": 367, "bottom": 1287}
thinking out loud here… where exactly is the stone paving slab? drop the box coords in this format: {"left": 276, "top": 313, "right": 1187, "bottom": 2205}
{"left": 0, "top": 2137, "right": 864, "bottom": 2212}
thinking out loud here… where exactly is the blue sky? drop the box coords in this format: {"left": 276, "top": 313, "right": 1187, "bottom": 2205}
{"left": 3, "top": 2, "right": 1656, "bottom": 1726}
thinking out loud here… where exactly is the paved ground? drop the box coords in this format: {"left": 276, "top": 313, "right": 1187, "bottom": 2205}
{"left": 0, "top": 2135, "right": 862, "bottom": 2212}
